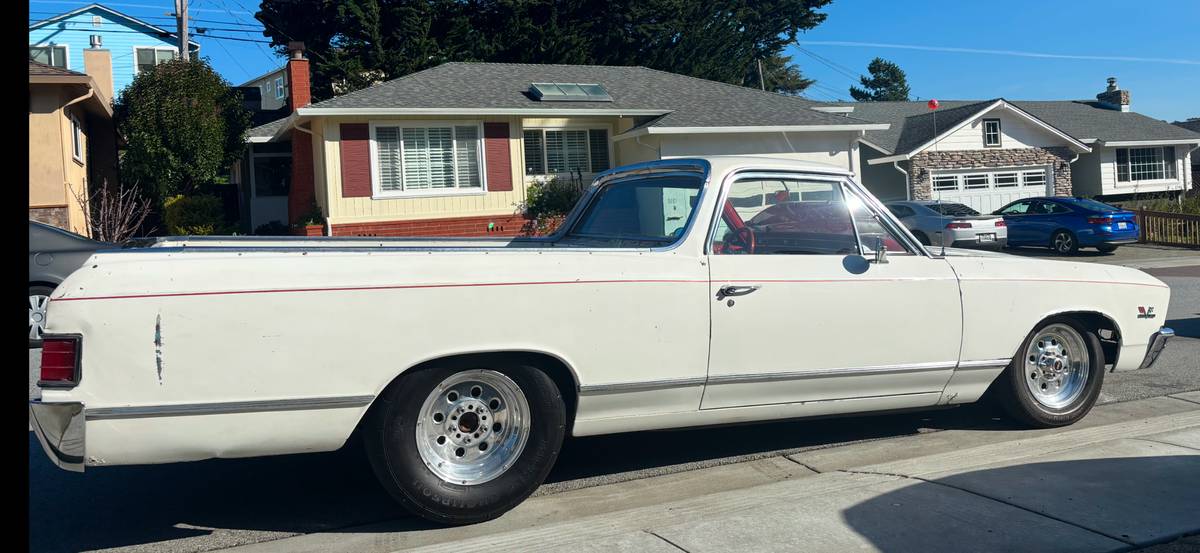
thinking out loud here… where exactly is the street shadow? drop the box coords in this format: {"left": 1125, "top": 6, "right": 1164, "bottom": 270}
{"left": 1166, "top": 316, "right": 1200, "bottom": 339}
{"left": 842, "top": 456, "right": 1200, "bottom": 552}
{"left": 29, "top": 402, "right": 1018, "bottom": 552}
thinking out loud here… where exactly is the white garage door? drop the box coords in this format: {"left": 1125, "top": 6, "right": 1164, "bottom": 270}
{"left": 929, "top": 167, "right": 1051, "bottom": 213}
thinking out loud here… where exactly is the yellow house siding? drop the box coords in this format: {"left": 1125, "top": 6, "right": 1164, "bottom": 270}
{"left": 319, "top": 115, "right": 527, "bottom": 225}
{"left": 29, "top": 85, "right": 92, "bottom": 235}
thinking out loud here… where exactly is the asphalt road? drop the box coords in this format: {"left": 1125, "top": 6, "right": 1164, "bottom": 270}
{"left": 27, "top": 257, "right": 1200, "bottom": 553}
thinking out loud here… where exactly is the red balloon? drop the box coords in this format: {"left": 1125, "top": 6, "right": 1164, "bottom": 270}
{"left": 927, "top": 99, "right": 940, "bottom": 110}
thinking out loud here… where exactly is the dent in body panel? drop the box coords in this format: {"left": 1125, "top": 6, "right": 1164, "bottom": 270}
{"left": 154, "top": 313, "right": 163, "bottom": 384}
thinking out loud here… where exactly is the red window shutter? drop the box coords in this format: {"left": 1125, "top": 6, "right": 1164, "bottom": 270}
{"left": 484, "top": 122, "right": 512, "bottom": 192}
{"left": 340, "top": 123, "right": 371, "bottom": 198}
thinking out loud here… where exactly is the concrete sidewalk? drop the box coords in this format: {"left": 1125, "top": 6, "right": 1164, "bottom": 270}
{"left": 229, "top": 393, "right": 1200, "bottom": 553}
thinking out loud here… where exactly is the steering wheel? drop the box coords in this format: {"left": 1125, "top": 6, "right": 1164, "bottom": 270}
{"left": 725, "top": 227, "right": 756, "bottom": 255}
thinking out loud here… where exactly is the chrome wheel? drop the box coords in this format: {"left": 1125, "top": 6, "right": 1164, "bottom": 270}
{"left": 415, "top": 369, "right": 531, "bottom": 486}
{"left": 29, "top": 294, "right": 50, "bottom": 341}
{"left": 1024, "top": 323, "right": 1090, "bottom": 409}
{"left": 1053, "top": 232, "right": 1075, "bottom": 253}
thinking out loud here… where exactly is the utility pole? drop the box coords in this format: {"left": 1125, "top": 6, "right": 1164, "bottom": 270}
{"left": 757, "top": 59, "right": 765, "bottom": 91}
{"left": 175, "top": 0, "right": 189, "bottom": 61}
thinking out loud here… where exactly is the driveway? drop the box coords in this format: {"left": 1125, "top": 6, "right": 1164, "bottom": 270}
{"left": 1001, "top": 242, "right": 1199, "bottom": 268}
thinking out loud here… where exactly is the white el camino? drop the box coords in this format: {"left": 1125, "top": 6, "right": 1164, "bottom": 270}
{"left": 32, "top": 156, "right": 1174, "bottom": 524}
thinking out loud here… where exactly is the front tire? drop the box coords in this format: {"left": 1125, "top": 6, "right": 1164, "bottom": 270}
{"left": 912, "top": 230, "right": 931, "bottom": 246}
{"left": 364, "top": 364, "right": 565, "bottom": 525}
{"left": 996, "top": 317, "right": 1104, "bottom": 428}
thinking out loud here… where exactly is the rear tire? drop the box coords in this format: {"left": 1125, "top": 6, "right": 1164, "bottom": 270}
{"left": 364, "top": 363, "right": 565, "bottom": 525}
{"left": 912, "top": 231, "right": 931, "bottom": 246}
{"left": 996, "top": 316, "right": 1104, "bottom": 428}
{"left": 1051, "top": 230, "right": 1079, "bottom": 255}
{"left": 1097, "top": 245, "right": 1118, "bottom": 253}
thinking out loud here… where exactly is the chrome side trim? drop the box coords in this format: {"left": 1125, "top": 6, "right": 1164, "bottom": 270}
{"left": 85, "top": 395, "right": 375, "bottom": 420}
{"left": 579, "top": 377, "right": 707, "bottom": 395}
{"left": 956, "top": 359, "right": 1012, "bottom": 370}
{"left": 707, "top": 361, "right": 958, "bottom": 385}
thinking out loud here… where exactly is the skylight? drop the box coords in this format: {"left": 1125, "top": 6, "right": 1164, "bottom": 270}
{"left": 530, "top": 82, "right": 613, "bottom": 102}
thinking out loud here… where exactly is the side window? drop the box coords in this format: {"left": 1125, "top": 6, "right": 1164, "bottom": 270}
{"left": 844, "top": 189, "right": 911, "bottom": 254}
{"left": 1045, "top": 202, "right": 1072, "bottom": 214}
{"left": 999, "top": 201, "right": 1032, "bottom": 215}
{"left": 712, "top": 178, "right": 859, "bottom": 255}
{"left": 887, "top": 205, "right": 914, "bottom": 219}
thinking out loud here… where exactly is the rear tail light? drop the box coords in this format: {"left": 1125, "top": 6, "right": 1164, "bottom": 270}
{"left": 945, "top": 222, "right": 972, "bottom": 229}
{"left": 1088, "top": 216, "right": 1115, "bottom": 224}
{"left": 994, "top": 220, "right": 1006, "bottom": 227}
{"left": 40, "top": 335, "right": 80, "bottom": 388}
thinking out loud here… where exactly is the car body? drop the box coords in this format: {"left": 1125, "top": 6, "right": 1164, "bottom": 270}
{"left": 994, "top": 197, "right": 1139, "bottom": 254}
{"left": 28, "top": 221, "right": 110, "bottom": 346}
{"left": 885, "top": 200, "right": 1008, "bottom": 250}
{"left": 31, "top": 157, "right": 1173, "bottom": 524}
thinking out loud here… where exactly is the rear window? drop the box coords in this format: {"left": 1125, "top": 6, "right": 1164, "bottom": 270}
{"left": 1067, "top": 198, "right": 1120, "bottom": 212}
{"left": 926, "top": 203, "right": 980, "bottom": 216}
{"left": 568, "top": 175, "right": 703, "bottom": 245}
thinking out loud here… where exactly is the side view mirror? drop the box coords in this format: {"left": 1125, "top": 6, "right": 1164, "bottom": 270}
{"left": 872, "top": 236, "right": 888, "bottom": 264}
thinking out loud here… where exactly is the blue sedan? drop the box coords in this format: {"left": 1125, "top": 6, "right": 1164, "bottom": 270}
{"left": 993, "top": 197, "right": 1139, "bottom": 254}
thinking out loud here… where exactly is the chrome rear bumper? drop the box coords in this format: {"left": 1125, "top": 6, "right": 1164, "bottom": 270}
{"left": 29, "top": 400, "right": 85, "bottom": 472}
{"left": 1138, "top": 327, "right": 1175, "bottom": 370}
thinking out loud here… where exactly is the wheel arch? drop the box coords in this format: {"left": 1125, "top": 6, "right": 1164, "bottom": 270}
{"left": 353, "top": 349, "right": 582, "bottom": 442}
{"left": 1028, "top": 310, "right": 1123, "bottom": 367}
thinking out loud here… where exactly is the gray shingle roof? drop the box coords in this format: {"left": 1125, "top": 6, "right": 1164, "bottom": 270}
{"left": 29, "top": 60, "right": 86, "bottom": 77}
{"left": 303, "top": 62, "right": 881, "bottom": 130}
{"left": 845, "top": 99, "right": 1200, "bottom": 154}
{"left": 247, "top": 116, "right": 291, "bottom": 139}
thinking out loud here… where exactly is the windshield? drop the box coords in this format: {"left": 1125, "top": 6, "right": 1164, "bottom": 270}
{"left": 926, "top": 203, "right": 980, "bottom": 216}
{"left": 567, "top": 175, "right": 703, "bottom": 246}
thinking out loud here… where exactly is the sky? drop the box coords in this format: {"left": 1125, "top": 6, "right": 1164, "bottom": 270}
{"left": 787, "top": 0, "right": 1199, "bottom": 122}
{"left": 29, "top": 0, "right": 1200, "bottom": 122}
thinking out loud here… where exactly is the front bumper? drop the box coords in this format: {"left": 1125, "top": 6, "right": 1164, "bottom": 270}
{"left": 1138, "top": 327, "right": 1175, "bottom": 370}
{"left": 29, "top": 400, "right": 85, "bottom": 472}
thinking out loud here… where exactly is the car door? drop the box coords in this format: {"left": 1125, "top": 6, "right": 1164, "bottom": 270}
{"left": 997, "top": 199, "right": 1036, "bottom": 244}
{"left": 703, "top": 173, "right": 963, "bottom": 410}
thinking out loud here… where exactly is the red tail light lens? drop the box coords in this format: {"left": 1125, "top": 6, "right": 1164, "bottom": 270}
{"left": 994, "top": 220, "right": 1006, "bottom": 227}
{"left": 1088, "top": 216, "right": 1115, "bottom": 224}
{"left": 945, "top": 222, "right": 972, "bottom": 229}
{"left": 40, "top": 336, "right": 80, "bottom": 387}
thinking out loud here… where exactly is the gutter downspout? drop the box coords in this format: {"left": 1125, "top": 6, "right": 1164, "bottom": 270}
{"left": 62, "top": 88, "right": 96, "bottom": 229}
{"left": 635, "top": 135, "right": 660, "bottom": 159}
{"left": 892, "top": 161, "right": 910, "bottom": 201}
{"left": 1067, "top": 152, "right": 1080, "bottom": 197}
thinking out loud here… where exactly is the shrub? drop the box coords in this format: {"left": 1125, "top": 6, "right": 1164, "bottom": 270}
{"left": 519, "top": 176, "right": 587, "bottom": 234}
{"left": 253, "top": 221, "right": 292, "bottom": 235}
{"left": 163, "top": 195, "right": 229, "bottom": 235}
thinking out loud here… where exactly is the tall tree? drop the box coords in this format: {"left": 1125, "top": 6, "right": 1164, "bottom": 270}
{"left": 849, "top": 57, "right": 910, "bottom": 101}
{"left": 255, "top": 0, "right": 830, "bottom": 101}
{"left": 114, "top": 59, "right": 251, "bottom": 199}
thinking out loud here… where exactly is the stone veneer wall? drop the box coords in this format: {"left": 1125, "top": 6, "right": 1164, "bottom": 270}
{"left": 905, "top": 147, "right": 1075, "bottom": 201}
{"left": 29, "top": 207, "right": 69, "bottom": 230}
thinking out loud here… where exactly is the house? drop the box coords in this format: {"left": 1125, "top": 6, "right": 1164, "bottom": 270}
{"left": 237, "top": 44, "right": 886, "bottom": 235}
{"left": 29, "top": 61, "right": 117, "bottom": 235}
{"left": 239, "top": 67, "right": 288, "bottom": 112}
{"left": 844, "top": 79, "right": 1200, "bottom": 212}
{"left": 1174, "top": 118, "right": 1200, "bottom": 190}
{"left": 29, "top": 3, "right": 200, "bottom": 98}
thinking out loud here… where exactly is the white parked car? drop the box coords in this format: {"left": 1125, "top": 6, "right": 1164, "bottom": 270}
{"left": 885, "top": 200, "right": 1008, "bottom": 249}
{"left": 31, "top": 157, "right": 1173, "bottom": 525}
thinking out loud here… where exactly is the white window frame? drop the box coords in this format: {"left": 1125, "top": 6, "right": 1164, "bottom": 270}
{"left": 367, "top": 120, "right": 489, "bottom": 199}
{"left": 132, "top": 46, "right": 179, "bottom": 75}
{"left": 274, "top": 77, "right": 286, "bottom": 100}
{"left": 521, "top": 125, "right": 613, "bottom": 180}
{"left": 1116, "top": 146, "right": 1178, "bottom": 184}
{"left": 982, "top": 119, "right": 1002, "bottom": 147}
{"left": 70, "top": 113, "right": 84, "bottom": 164}
{"left": 30, "top": 43, "right": 70, "bottom": 69}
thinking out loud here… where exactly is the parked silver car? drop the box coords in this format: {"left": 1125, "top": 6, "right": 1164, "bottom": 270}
{"left": 28, "top": 221, "right": 108, "bottom": 346}
{"left": 884, "top": 200, "right": 1008, "bottom": 249}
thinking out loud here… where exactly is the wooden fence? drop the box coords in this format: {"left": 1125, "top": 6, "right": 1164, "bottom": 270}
{"left": 1138, "top": 209, "right": 1200, "bottom": 248}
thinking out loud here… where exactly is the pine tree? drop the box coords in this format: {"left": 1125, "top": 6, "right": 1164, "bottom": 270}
{"left": 849, "top": 57, "right": 911, "bottom": 102}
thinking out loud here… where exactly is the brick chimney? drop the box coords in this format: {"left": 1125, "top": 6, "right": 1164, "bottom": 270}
{"left": 1096, "top": 77, "right": 1130, "bottom": 112}
{"left": 285, "top": 41, "right": 311, "bottom": 112}
{"left": 286, "top": 41, "right": 317, "bottom": 228}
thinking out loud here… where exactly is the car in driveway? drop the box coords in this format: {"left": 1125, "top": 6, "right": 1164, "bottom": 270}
{"left": 28, "top": 221, "right": 109, "bottom": 347}
{"left": 30, "top": 157, "right": 1174, "bottom": 525}
{"left": 994, "top": 197, "right": 1139, "bottom": 255}
{"left": 884, "top": 200, "right": 1007, "bottom": 250}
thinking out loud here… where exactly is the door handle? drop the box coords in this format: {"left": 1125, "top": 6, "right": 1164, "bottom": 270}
{"left": 716, "top": 285, "right": 760, "bottom": 299}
